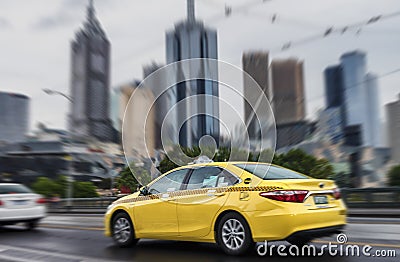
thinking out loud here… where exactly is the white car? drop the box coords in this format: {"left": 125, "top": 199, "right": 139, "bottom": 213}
{"left": 0, "top": 183, "right": 47, "bottom": 229}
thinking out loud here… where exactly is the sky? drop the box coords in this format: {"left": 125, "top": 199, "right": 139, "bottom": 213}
{"left": 0, "top": 0, "right": 399, "bottom": 133}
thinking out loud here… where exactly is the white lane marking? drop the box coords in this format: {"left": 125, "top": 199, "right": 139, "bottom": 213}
{"left": 0, "top": 254, "right": 33, "bottom": 262}
{"left": 0, "top": 244, "right": 120, "bottom": 262}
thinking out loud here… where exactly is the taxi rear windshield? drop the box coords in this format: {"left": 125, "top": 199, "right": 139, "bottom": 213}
{"left": 234, "top": 164, "right": 309, "bottom": 180}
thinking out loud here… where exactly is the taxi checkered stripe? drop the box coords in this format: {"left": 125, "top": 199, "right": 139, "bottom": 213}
{"left": 114, "top": 185, "right": 283, "bottom": 205}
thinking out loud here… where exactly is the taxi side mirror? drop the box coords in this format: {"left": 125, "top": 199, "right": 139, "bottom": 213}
{"left": 139, "top": 186, "right": 150, "bottom": 196}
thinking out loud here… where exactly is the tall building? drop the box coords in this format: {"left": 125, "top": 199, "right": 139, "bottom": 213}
{"left": 340, "top": 51, "right": 368, "bottom": 146}
{"left": 0, "top": 91, "right": 29, "bottom": 143}
{"left": 317, "top": 107, "right": 343, "bottom": 143}
{"left": 340, "top": 50, "right": 380, "bottom": 147}
{"left": 69, "top": 0, "right": 114, "bottom": 142}
{"left": 242, "top": 51, "right": 270, "bottom": 140}
{"left": 365, "top": 73, "right": 381, "bottom": 147}
{"left": 324, "top": 65, "right": 345, "bottom": 109}
{"left": 324, "top": 65, "right": 346, "bottom": 126}
{"left": 386, "top": 95, "right": 400, "bottom": 162}
{"left": 117, "top": 81, "right": 155, "bottom": 160}
{"left": 270, "top": 58, "right": 306, "bottom": 125}
{"left": 143, "top": 62, "right": 163, "bottom": 79}
{"left": 165, "top": 0, "right": 219, "bottom": 148}
{"left": 142, "top": 62, "right": 175, "bottom": 150}
{"left": 322, "top": 65, "right": 346, "bottom": 142}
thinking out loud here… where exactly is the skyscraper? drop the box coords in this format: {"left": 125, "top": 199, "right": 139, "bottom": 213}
{"left": 324, "top": 65, "right": 345, "bottom": 109}
{"left": 242, "top": 51, "right": 270, "bottom": 140}
{"left": 0, "top": 91, "right": 29, "bottom": 143}
{"left": 340, "top": 50, "right": 381, "bottom": 147}
{"left": 165, "top": 0, "right": 219, "bottom": 148}
{"left": 322, "top": 65, "right": 346, "bottom": 142}
{"left": 69, "top": 0, "right": 114, "bottom": 142}
{"left": 365, "top": 73, "right": 381, "bottom": 147}
{"left": 340, "top": 51, "right": 367, "bottom": 133}
{"left": 386, "top": 95, "right": 400, "bottom": 162}
{"left": 117, "top": 82, "right": 155, "bottom": 160}
{"left": 270, "top": 58, "right": 306, "bottom": 125}
{"left": 142, "top": 62, "right": 175, "bottom": 150}
{"left": 323, "top": 51, "right": 381, "bottom": 147}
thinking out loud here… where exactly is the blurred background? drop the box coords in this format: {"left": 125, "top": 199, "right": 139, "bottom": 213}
{"left": 0, "top": 1, "right": 400, "bottom": 261}
{"left": 1, "top": 0, "right": 399, "bottom": 195}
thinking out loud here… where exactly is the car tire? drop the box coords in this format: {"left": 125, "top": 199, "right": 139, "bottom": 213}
{"left": 216, "top": 212, "right": 254, "bottom": 256}
{"left": 26, "top": 220, "right": 39, "bottom": 230}
{"left": 112, "top": 212, "right": 138, "bottom": 247}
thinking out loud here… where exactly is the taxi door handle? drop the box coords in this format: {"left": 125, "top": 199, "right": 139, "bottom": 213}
{"left": 213, "top": 192, "right": 226, "bottom": 197}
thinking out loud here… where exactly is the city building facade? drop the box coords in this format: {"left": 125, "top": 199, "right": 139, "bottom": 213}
{"left": 242, "top": 51, "right": 270, "bottom": 140}
{"left": 165, "top": 0, "right": 219, "bottom": 148}
{"left": 386, "top": 95, "right": 400, "bottom": 163}
{"left": 116, "top": 82, "right": 155, "bottom": 160}
{"left": 0, "top": 91, "right": 29, "bottom": 143}
{"left": 69, "top": 0, "right": 114, "bottom": 142}
{"left": 340, "top": 50, "right": 381, "bottom": 147}
{"left": 270, "top": 58, "right": 306, "bottom": 125}
{"left": 142, "top": 62, "right": 173, "bottom": 150}
{"left": 365, "top": 73, "right": 381, "bottom": 147}
{"left": 324, "top": 65, "right": 346, "bottom": 131}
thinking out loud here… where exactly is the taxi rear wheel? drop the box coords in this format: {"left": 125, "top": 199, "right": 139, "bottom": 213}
{"left": 112, "top": 212, "right": 138, "bottom": 247}
{"left": 216, "top": 212, "right": 254, "bottom": 255}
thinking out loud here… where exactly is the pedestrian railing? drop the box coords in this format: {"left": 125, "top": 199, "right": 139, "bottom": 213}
{"left": 341, "top": 187, "right": 400, "bottom": 208}
{"left": 47, "top": 197, "right": 117, "bottom": 212}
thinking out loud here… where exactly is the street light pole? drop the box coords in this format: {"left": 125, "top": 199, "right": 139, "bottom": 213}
{"left": 43, "top": 89, "right": 75, "bottom": 209}
{"left": 43, "top": 89, "right": 73, "bottom": 102}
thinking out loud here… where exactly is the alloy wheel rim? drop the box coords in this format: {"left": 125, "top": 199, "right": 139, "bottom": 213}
{"left": 221, "top": 218, "right": 245, "bottom": 250}
{"left": 113, "top": 217, "right": 131, "bottom": 243}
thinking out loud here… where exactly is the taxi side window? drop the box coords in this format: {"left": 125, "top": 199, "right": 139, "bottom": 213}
{"left": 186, "top": 167, "right": 239, "bottom": 190}
{"left": 148, "top": 169, "right": 188, "bottom": 194}
{"left": 219, "top": 169, "right": 240, "bottom": 187}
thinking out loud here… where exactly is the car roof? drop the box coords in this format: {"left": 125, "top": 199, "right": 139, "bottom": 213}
{"left": 174, "top": 161, "right": 276, "bottom": 169}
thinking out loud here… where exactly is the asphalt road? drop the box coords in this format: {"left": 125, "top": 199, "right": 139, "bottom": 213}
{"left": 0, "top": 215, "right": 399, "bottom": 262}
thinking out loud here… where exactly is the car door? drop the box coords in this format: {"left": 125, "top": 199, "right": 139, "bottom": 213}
{"left": 133, "top": 168, "right": 189, "bottom": 238}
{"left": 176, "top": 166, "right": 240, "bottom": 238}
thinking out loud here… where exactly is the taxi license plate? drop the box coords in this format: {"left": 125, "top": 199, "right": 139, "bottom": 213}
{"left": 313, "top": 195, "right": 328, "bottom": 205}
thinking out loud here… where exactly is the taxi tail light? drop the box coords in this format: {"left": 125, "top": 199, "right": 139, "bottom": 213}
{"left": 333, "top": 188, "right": 341, "bottom": 200}
{"left": 0, "top": 200, "right": 3, "bottom": 206}
{"left": 36, "top": 198, "right": 47, "bottom": 204}
{"left": 259, "top": 190, "right": 309, "bottom": 203}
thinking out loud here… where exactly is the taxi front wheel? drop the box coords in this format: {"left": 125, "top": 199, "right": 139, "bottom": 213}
{"left": 112, "top": 212, "right": 138, "bottom": 247}
{"left": 216, "top": 212, "right": 255, "bottom": 255}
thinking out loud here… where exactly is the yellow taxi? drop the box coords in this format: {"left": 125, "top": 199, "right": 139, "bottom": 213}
{"left": 105, "top": 161, "right": 346, "bottom": 255}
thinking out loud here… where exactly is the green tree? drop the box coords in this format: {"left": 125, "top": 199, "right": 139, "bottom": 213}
{"left": 214, "top": 147, "right": 231, "bottom": 162}
{"left": 32, "top": 177, "right": 59, "bottom": 197}
{"left": 158, "top": 155, "right": 179, "bottom": 174}
{"left": 55, "top": 175, "right": 68, "bottom": 198}
{"left": 387, "top": 165, "right": 400, "bottom": 186}
{"left": 32, "top": 176, "right": 99, "bottom": 198}
{"left": 116, "top": 165, "right": 141, "bottom": 192}
{"left": 272, "top": 149, "right": 334, "bottom": 179}
{"left": 73, "top": 181, "right": 98, "bottom": 198}
{"left": 329, "top": 172, "right": 352, "bottom": 188}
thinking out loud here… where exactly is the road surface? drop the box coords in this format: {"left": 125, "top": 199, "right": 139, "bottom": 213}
{"left": 0, "top": 215, "right": 398, "bottom": 261}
